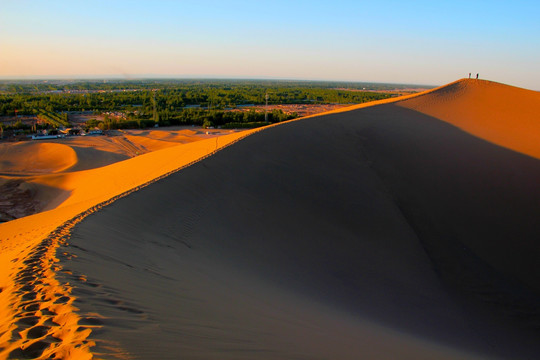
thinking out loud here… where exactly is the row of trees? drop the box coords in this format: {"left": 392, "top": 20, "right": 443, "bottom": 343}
{"left": 0, "top": 80, "right": 398, "bottom": 132}
{"left": 37, "top": 110, "right": 70, "bottom": 127}
{"left": 0, "top": 81, "right": 393, "bottom": 117}
{"left": 86, "top": 109, "right": 296, "bottom": 130}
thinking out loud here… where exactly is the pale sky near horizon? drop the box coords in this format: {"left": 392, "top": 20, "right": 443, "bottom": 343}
{"left": 0, "top": 0, "right": 539, "bottom": 89}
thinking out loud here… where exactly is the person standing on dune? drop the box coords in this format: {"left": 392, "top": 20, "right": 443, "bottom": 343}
{"left": 476, "top": 73, "right": 479, "bottom": 79}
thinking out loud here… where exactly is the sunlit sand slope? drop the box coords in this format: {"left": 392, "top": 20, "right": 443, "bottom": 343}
{"left": 397, "top": 78, "right": 540, "bottom": 159}
{"left": 60, "top": 82, "right": 540, "bottom": 359}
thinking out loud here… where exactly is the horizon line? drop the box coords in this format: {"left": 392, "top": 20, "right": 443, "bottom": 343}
{"left": 0, "top": 74, "right": 438, "bottom": 88}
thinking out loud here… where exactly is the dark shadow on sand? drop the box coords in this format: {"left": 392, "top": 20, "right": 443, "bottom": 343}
{"left": 59, "top": 104, "right": 540, "bottom": 359}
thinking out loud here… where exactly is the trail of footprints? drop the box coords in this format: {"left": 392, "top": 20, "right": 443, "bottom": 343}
{"left": 2, "top": 227, "right": 97, "bottom": 359}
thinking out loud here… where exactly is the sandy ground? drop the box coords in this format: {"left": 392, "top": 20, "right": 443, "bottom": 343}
{"left": 0, "top": 79, "right": 539, "bottom": 359}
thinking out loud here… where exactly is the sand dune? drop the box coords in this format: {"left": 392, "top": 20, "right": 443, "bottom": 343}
{"left": 1, "top": 79, "right": 539, "bottom": 359}
{"left": 124, "top": 128, "right": 201, "bottom": 144}
{"left": 122, "top": 128, "right": 236, "bottom": 153}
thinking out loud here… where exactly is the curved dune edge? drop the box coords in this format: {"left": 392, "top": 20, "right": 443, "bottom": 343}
{"left": 0, "top": 142, "right": 78, "bottom": 175}
{"left": 299, "top": 82, "right": 447, "bottom": 119}
{"left": 0, "top": 79, "right": 510, "bottom": 358}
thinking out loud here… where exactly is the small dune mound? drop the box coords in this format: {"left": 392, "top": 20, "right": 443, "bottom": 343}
{"left": 0, "top": 142, "right": 78, "bottom": 174}
{"left": 397, "top": 79, "right": 540, "bottom": 159}
{"left": 139, "top": 129, "right": 201, "bottom": 143}
{"left": 122, "top": 130, "right": 204, "bottom": 151}
{"left": 145, "top": 130, "right": 171, "bottom": 140}
{"left": 122, "top": 135, "right": 178, "bottom": 152}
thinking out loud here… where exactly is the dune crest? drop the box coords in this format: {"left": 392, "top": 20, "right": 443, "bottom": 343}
{"left": 397, "top": 78, "right": 540, "bottom": 159}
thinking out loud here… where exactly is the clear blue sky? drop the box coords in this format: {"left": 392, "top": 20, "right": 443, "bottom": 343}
{"left": 1, "top": 0, "right": 539, "bottom": 88}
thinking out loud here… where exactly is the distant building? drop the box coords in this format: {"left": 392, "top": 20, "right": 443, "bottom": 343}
{"left": 83, "top": 129, "right": 103, "bottom": 136}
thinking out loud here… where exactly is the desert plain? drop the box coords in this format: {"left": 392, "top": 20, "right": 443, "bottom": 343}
{"left": 1, "top": 78, "right": 539, "bottom": 359}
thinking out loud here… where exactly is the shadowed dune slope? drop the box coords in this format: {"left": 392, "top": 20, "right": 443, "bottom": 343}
{"left": 64, "top": 146, "right": 129, "bottom": 172}
{"left": 61, "top": 83, "right": 540, "bottom": 359}
{"left": 397, "top": 78, "right": 540, "bottom": 159}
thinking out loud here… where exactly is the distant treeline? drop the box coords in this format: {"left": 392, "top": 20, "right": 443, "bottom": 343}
{"left": 0, "top": 82, "right": 392, "bottom": 115}
{"left": 0, "top": 108, "right": 295, "bottom": 132}
{"left": 0, "top": 80, "right": 401, "bottom": 130}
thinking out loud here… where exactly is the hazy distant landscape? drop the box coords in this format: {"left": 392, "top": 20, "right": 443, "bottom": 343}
{"left": 0, "top": 79, "right": 431, "bottom": 138}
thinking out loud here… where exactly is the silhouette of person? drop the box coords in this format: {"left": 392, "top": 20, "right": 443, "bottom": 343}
{"left": 469, "top": 73, "right": 471, "bottom": 79}
{"left": 476, "top": 73, "right": 479, "bottom": 79}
